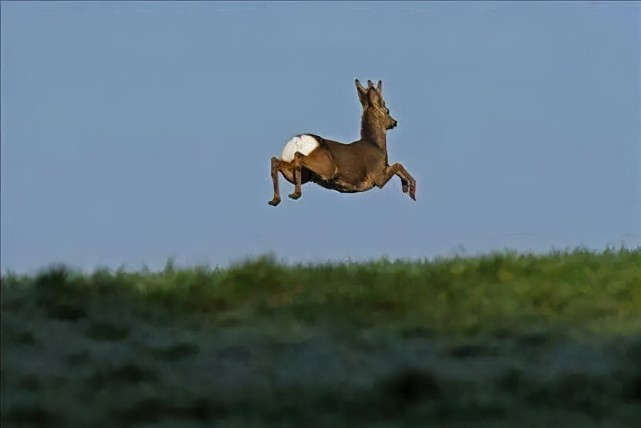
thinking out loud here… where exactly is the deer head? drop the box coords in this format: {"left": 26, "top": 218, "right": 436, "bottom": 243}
{"left": 356, "top": 79, "right": 398, "bottom": 131}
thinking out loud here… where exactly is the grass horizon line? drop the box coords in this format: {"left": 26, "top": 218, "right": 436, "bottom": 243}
{"left": 2, "top": 244, "right": 640, "bottom": 278}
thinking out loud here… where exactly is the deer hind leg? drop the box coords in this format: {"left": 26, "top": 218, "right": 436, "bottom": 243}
{"left": 289, "top": 149, "right": 337, "bottom": 200}
{"left": 268, "top": 157, "right": 282, "bottom": 206}
{"left": 379, "top": 163, "right": 417, "bottom": 201}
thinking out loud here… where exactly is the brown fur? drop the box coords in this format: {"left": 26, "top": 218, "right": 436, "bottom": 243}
{"left": 268, "top": 79, "right": 416, "bottom": 206}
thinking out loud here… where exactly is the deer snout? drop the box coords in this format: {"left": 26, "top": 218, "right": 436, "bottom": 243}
{"left": 391, "top": 120, "right": 398, "bottom": 129}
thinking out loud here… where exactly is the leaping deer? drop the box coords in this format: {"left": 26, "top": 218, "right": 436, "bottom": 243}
{"left": 268, "top": 79, "right": 416, "bottom": 206}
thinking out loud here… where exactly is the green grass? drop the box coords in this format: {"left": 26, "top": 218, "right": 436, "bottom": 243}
{"left": 2, "top": 248, "right": 641, "bottom": 427}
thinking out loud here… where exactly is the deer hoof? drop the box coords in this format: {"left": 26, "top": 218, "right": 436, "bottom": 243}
{"left": 288, "top": 192, "right": 301, "bottom": 200}
{"left": 268, "top": 197, "right": 281, "bottom": 206}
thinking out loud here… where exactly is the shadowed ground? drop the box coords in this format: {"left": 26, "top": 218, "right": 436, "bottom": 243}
{"left": 2, "top": 249, "right": 641, "bottom": 427}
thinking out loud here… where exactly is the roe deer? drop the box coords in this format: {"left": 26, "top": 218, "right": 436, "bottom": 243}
{"left": 268, "top": 79, "right": 416, "bottom": 206}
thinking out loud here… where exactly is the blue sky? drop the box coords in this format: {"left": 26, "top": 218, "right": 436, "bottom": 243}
{"left": 1, "top": 1, "right": 639, "bottom": 273}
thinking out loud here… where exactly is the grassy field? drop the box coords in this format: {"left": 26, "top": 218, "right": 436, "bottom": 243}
{"left": 2, "top": 248, "right": 641, "bottom": 427}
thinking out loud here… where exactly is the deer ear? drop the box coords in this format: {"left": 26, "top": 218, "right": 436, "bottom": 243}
{"left": 377, "top": 80, "right": 383, "bottom": 94}
{"left": 367, "top": 87, "right": 381, "bottom": 107}
{"left": 355, "top": 79, "right": 368, "bottom": 106}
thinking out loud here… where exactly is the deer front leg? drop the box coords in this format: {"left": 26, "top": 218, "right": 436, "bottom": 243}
{"left": 400, "top": 177, "right": 409, "bottom": 194}
{"left": 379, "top": 163, "right": 417, "bottom": 201}
{"left": 268, "top": 157, "right": 282, "bottom": 206}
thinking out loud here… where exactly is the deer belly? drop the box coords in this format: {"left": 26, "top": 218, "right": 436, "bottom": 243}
{"left": 280, "top": 134, "right": 320, "bottom": 163}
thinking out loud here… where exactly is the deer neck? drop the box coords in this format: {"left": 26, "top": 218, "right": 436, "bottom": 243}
{"left": 360, "top": 113, "right": 388, "bottom": 151}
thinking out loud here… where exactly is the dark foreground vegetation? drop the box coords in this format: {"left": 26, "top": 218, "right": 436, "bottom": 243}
{"left": 2, "top": 248, "right": 641, "bottom": 427}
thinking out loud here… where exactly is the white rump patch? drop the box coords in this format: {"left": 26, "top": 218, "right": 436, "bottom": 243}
{"left": 280, "top": 134, "right": 320, "bottom": 163}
